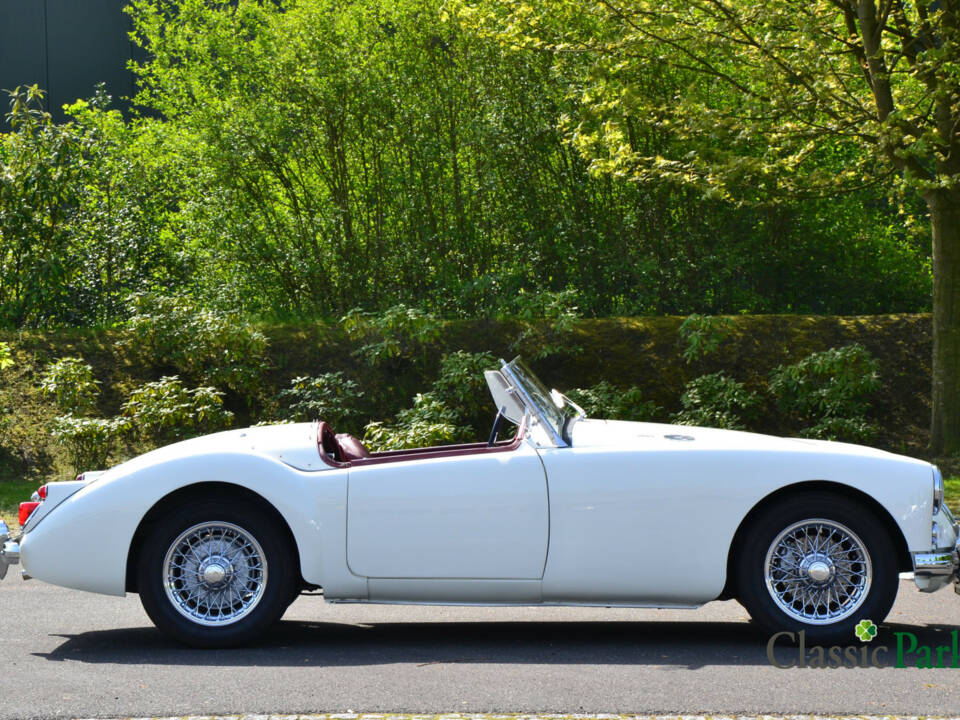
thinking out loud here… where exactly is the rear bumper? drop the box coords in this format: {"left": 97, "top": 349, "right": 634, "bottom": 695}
{"left": 0, "top": 520, "right": 20, "bottom": 581}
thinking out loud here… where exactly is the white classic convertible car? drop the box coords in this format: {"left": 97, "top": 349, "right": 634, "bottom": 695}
{"left": 1, "top": 357, "right": 957, "bottom": 647}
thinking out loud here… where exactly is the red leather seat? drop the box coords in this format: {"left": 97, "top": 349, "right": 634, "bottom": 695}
{"left": 336, "top": 433, "right": 370, "bottom": 462}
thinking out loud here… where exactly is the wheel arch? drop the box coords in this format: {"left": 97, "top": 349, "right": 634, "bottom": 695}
{"left": 125, "top": 481, "right": 303, "bottom": 593}
{"left": 718, "top": 480, "right": 912, "bottom": 600}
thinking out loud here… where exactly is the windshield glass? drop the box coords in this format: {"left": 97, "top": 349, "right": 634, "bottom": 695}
{"left": 503, "top": 357, "right": 578, "bottom": 446}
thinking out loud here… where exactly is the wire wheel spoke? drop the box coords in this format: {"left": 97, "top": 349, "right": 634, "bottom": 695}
{"left": 163, "top": 521, "right": 268, "bottom": 627}
{"left": 764, "top": 518, "right": 872, "bottom": 625}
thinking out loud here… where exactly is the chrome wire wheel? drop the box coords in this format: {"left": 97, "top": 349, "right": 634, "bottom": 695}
{"left": 764, "top": 518, "right": 872, "bottom": 625}
{"left": 162, "top": 521, "right": 268, "bottom": 627}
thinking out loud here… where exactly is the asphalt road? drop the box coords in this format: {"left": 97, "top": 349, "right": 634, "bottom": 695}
{"left": 3, "top": 577, "right": 960, "bottom": 719}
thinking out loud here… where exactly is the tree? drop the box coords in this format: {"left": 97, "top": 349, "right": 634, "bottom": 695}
{"left": 454, "top": 0, "right": 960, "bottom": 452}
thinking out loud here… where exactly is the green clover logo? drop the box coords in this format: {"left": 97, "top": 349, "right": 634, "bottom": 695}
{"left": 855, "top": 619, "right": 878, "bottom": 642}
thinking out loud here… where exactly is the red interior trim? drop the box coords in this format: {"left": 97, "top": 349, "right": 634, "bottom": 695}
{"left": 316, "top": 417, "right": 527, "bottom": 468}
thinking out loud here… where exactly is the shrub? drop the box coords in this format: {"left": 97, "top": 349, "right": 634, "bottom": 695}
{"left": 769, "top": 344, "right": 880, "bottom": 442}
{"left": 0, "top": 343, "right": 12, "bottom": 371}
{"left": 673, "top": 372, "right": 759, "bottom": 430}
{"left": 116, "top": 293, "right": 269, "bottom": 397}
{"left": 363, "top": 394, "right": 464, "bottom": 451}
{"left": 49, "top": 415, "right": 124, "bottom": 474}
{"left": 122, "top": 376, "right": 234, "bottom": 443}
{"left": 341, "top": 304, "right": 443, "bottom": 365}
{"left": 430, "top": 351, "right": 498, "bottom": 432}
{"left": 565, "top": 381, "right": 661, "bottom": 421}
{"left": 39, "top": 357, "right": 100, "bottom": 414}
{"left": 507, "top": 288, "right": 582, "bottom": 359}
{"left": 275, "top": 372, "right": 364, "bottom": 431}
{"left": 679, "top": 314, "right": 734, "bottom": 364}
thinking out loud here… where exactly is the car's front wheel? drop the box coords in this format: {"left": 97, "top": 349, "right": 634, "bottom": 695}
{"left": 137, "top": 499, "right": 296, "bottom": 647}
{"left": 735, "top": 492, "right": 899, "bottom": 643}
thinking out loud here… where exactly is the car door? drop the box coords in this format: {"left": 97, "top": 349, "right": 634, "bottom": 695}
{"left": 346, "top": 440, "right": 548, "bottom": 581}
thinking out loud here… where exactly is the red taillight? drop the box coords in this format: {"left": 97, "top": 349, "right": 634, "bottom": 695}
{"left": 19, "top": 501, "right": 40, "bottom": 526}
{"left": 37, "top": 484, "right": 47, "bottom": 500}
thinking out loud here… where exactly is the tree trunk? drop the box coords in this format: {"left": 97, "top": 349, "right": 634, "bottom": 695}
{"left": 929, "top": 187, "right": 960, "bottom": 455}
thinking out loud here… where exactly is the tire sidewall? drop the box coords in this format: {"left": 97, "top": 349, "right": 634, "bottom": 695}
{"left": 736, "top": 492, "right": 899, "bottom": 644}
{"left": 137, "top": 499, "right": 295, "bottom": 648}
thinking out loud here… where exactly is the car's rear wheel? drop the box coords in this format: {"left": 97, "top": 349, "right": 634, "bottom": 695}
{"left": 137, "top": 499, "right": 296, "bottom": 647}
{"left": 735, "top": 492, "right": 899, "bottom": 643}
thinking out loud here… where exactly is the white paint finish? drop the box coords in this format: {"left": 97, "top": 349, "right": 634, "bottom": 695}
{"left": 347, "top": 442, "right": 548, "bottom": 581}
{"left": 21, "top": 479, "right": 86, "bottom": 532}
{"left": 539, "top": 419, "right": 934, "bottom": 604}
{"left": 20, "top": 428, "right": 366, "bottom": 599}
{"left": 14, "top": 414, "right": 941, "bottom": 610}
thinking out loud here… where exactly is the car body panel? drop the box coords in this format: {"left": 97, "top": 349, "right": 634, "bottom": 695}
{"left": 346, "top": 441, "right": 548, "bottom": 581}
{"left": 13, "top": 381, "right": 942, "bottom": 612}
{"left": 539, "top": 421, "right": 932, "bottom": 604}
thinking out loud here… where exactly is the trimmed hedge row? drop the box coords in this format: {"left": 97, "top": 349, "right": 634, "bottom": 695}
{"left": 0, "top": 314, "right": 934, "bottom": 482}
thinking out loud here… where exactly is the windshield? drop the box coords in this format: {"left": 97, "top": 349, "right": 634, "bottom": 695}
{"left": 502, "top": 357, "right": 578, "bottom": 446}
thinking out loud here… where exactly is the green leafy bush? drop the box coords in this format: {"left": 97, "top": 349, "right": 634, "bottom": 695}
{"left": 566, "top": 381, "right": 661, "bottom": 421}
{"left": 0, "top": 343, "right": 13, "bottom": 371}
{"left": 342, "top": 304, "right": 443, "bottom": 365}
{"left": 679, "top": 314, "right": 734, "bottom": 364}
{"left": 49, "top": 415, "right": 124, "bottom": 474}
{"left": 430, "top": 351, "right": 497, "bottom": 431}
{"left": 275, "top": 373, "right": 364, "bottom": 431}
{"left": 508, "top": 289, "right": 582, "bottom": 359}
{"left": 39, "top": 357, "right": 100, "bottom": 414}
{"left": 769, "top": 344, "right": 880, "bottom": 442}
{"left": 121, "top": 376, "right": 233, "bottom": 443}
{"left": 363, "top": 393, "right": 463, "bottom": 451}
{"left": 673, "top": 372, "right": 759, "bottom": 430}
{"left": 116, "top": 293, "right": 269, "bottom": 397}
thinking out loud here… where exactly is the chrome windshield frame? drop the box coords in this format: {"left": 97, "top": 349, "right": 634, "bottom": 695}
{"left": 499, "top": 358, "right": 570, "bottom": 448}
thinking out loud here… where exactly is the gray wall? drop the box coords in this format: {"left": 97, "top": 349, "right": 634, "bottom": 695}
{"left": 0, "top": 0, "right": 142, "bottom": 127}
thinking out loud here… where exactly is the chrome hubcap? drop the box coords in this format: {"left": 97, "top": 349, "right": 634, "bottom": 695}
{"left": 764, "top": 518, "right": 872, "bottom": 625}
{"left": 163, "top": 521, "right": 268, "bottom": 627}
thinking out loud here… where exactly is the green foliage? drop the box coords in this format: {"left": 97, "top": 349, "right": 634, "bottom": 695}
{"left": 361, "top": 350, "right": 498, "bottom": 449}
{"left": 679, "top": 314, "right": 734, "bottom": 364}
{"left": 431, "top": 351, "right": 497, "bottom": 430}
{"left": 121, "top": 376, "right": 234, "bottom": 443}
{"left": 565, "top": 381, "right": 660, "bottom": 422}
{"left": 342, "top": 305, "right": 443, "bottom": 365}
{"left": 363, "top": 393, "right": 463, "bottom": 451}
{"left": 275, "top": 373, "right": 364, "bottom": 431}
{"left": 0, "top": 343, "right": 13, "bottom": 371}
{"left": 769, "top": 344, "right": 880, "bottom": 442}
{"left": 673, "top": 373, "right": 760, "bottom": 431}
{"left": 508, "top": 289, "right": 583, "bottom": 359}
{"left": 0, "top": 86, "right": 185, "bottom": 328}
{"left": 39, "top": 357, "right": 100, "bottom": 415}
{"left": 48, "top": 415, "right": 124, "bottom": 474}
{"left": 116, "top": 294, "right": 269, "bottom": 397}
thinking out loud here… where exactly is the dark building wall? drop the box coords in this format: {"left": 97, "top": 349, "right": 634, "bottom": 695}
{"left": 0, "top": 0, "right": 141, "bottom": 128}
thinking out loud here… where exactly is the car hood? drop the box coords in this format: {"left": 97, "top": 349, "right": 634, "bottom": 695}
{"left": 570, "top": 418, "right": 921, "bottom": 463}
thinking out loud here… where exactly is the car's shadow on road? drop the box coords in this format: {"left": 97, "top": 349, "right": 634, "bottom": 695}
{"left": 35, "top": 619, "right": 960, "bottom": 669}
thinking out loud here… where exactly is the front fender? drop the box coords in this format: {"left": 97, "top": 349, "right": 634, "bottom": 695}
{"left": 20, "top": 450, "right": 354, "bottom": 596}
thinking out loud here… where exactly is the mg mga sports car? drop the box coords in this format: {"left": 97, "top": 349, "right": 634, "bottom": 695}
{"left": 1, "top": 357, "right": 957, "bottom": 647}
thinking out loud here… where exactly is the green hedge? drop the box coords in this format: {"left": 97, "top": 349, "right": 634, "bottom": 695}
{"left": 0, "top": 314, "right": 934, "bottom": 482}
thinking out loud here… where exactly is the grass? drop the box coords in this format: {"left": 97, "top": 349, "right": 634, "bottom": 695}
{"left": 0, "top": 480, "right": 40, "bottom": 534}
{"left": 945, "top": 477, "right": 960, "bottom": 516}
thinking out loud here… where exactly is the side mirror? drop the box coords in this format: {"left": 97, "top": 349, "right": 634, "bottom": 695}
{"left": 484, "top": 370, "right": 526, "bottom": 425}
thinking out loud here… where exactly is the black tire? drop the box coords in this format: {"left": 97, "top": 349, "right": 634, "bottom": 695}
{"left": 735, "top": 492, "right": 899, "bottom": 644}
{"left": 137, "top": 498, "right": 297, "bottom": 648}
